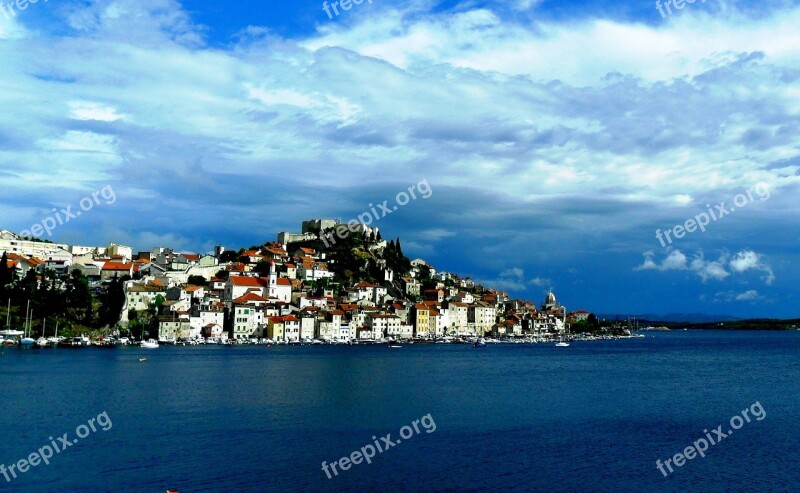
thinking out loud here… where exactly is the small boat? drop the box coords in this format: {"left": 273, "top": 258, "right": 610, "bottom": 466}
{"left": 140, "top": 339, "right": 160, "bottom": 349}
{"left": 473, "top": 338, "right": 486, "bottom": 348}
{"left": 96, "top": 338, "right": 119, "bottom": 348}
{"left": 388, "top": 343, "right": 402, "bottom": 349}
{"left": 555, "top": 342, "right": 570, "bottom": 347}
{"left": 139, "top": 357, "right": 147, "bottom": 362}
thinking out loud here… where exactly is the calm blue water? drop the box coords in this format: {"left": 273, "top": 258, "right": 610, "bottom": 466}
{"left": 1, "top": 331, "right": 798, "bottom": 492}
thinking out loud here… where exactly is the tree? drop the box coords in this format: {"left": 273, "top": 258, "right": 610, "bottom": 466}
{"left": 0, "top": 251, "right": 11, "bottom": 292}
{"left": 253, "top": 261, "right": 272, "bottom": 276}
{"left": 188, "top": 275, "right": 207, "bottom": 286}
{"left": 219, "top": 250, "right": 240, "bottom": 263}
{"left": 384, "top": 237, "right": 411, "bottom": 276}
{"left": 98, "top": 275, "right": 128, "bottom": 328}
{"left": 65, "top": 270, "right": 93, "bottom": 325}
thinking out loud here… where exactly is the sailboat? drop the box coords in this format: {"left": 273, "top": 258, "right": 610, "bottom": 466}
{"left": 20, "top": 300, "right": 35, "bottom": 346}
{"left": 46, "top": 321, "right": 61, "bottom": 347}
{"left": 0, "top": 298, "right": 23, "bottom": 346}
{"left": 35, "top": 318, "right": 49, "bottom": 347}
{"left": 1, "top": 298, "right": 23, "bottom": 345}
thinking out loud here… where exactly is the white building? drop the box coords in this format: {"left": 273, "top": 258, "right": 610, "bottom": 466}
{"left": 0, "top": 231, "right": 69, "bottom": 258}
{"left": 232, "top": 305, "right": 265, "bottom": 340}
{"left": 367, "top": 314, "right": 400, "bottom": 339}
{"left": 469, "top": 303, "right": 497, "bottom": 336}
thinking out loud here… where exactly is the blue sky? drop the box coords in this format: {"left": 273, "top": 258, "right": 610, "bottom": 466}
{"left": 1, "top": 0, "right": 799, "bottom": 318}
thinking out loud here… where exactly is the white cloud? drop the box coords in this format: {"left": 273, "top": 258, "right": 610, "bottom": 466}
{"left": 714, "top": 289, "right": 764, "bottom": 303}
{"left": 690, "top": 252, "right": 731, "bottom": 283}
{"left": 637, "top": 249, "right": 776, "bottom": 285}
{"left": 417, "top": 228, "right": 456, "bottom": 241}
{"left": 636, "top": 249, "right": 688, "bottom": 271}
{"left": 476, "top": 267, "right": 547, "bottom": 294}
{"left": 736, "top": 290, "right": 761, "bottom": 301}
{"left": 529, "top": 276, "right": 551, "bottom": 288}
{"left": 68, "top": 101, "right": 125, "bottom": 122}
{"left": 729, "top": 250, "right": 775, "bottom": 285}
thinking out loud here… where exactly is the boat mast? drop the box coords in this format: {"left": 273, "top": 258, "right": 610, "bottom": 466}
{"left": 25, "top": 299, "right": 30, "bottom": 337}
{"left": 5, "top": 298, "right": 9, "bottom": 329}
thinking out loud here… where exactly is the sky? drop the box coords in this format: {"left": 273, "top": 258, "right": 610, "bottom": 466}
{"left": 0, "top": 0, "right": 799, "bottom": 318}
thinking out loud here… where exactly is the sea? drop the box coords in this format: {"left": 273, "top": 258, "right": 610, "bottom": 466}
{"left": 1, "top": 330, "right": 797, "bottom": 492}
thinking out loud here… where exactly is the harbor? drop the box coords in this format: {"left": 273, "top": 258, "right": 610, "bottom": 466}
{"left": 2, "top": 331, "right": 645, "bottom": 349}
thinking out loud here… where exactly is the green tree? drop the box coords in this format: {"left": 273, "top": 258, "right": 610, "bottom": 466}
{"left": 65, "top": 270, "right": 93, "bottom": 325}
{"left": 0, "top": 251, "right": 11, "bottom": 293}
{"left": 99, "top": 275, "right": 129, "bottom": 328}
{"left": 219, "top": 250, "right": 240, "bottom": 263}
{"left": 253, "top": 261, "right": 272, "bottom": 276}
{"left": 188, "top": 275, "right": 207, "bottom": 286}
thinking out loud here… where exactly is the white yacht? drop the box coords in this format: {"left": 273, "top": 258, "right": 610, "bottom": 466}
{"left": 140, "top": 339, "right": 160, "bottom": 349}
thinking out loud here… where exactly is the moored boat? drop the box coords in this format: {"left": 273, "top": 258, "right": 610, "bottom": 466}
{"left": 59, "top": 336, "right": 92, "bottom": 348}
{"left": 473, "top": 338, "right": 486, "bottom": 348}
{"left": 140, "top": 339, "right": 160, "bottom": 349}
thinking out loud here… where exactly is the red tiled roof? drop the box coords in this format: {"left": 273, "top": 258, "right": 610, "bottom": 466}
{"left": 355, "top": 282, "right": 379, "bottom": 288}
{"left": 235, "top": 292, "right": 268, "bottom": 303}
{"left": 102, "top": 261, "right": 132, "bottom": 271}
{"left": 229, "top": 276, "right": 267, "bottom": 287}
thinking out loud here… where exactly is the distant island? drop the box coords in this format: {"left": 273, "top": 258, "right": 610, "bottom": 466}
{"left": 638, "top": 319, "right": 800, "bottom": 331}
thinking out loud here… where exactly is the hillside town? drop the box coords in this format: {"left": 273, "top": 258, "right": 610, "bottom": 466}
{"left": 0, "top": 222, "right": 595, "bottom": 344}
